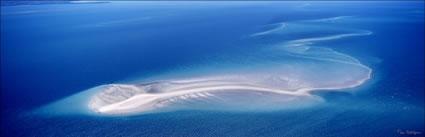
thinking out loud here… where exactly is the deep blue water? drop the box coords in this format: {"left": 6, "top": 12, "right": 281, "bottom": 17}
{"left": 1, "top": 2, "right": 424, "bottom": 137}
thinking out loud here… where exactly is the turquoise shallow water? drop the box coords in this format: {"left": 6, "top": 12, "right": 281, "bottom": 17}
{"left": 1, "top": 1, "right": 424, "bottom": 137}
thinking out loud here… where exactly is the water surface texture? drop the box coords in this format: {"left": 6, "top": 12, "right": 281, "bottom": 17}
{"left": 1, "top": 1, "right": 424, "bottom": 137}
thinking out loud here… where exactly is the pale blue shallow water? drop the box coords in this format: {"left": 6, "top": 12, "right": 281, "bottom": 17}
{"left": 1, "top": 1, "right": 424, "bottom": 137}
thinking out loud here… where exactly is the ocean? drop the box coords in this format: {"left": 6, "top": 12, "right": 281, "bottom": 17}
{"left": 1, "top": 1, "right": 424, "bottom": 137}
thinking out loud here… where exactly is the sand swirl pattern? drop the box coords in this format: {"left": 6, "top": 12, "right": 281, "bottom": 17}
{"left": 39, "top": 16, "right": 373, "bottom": 115}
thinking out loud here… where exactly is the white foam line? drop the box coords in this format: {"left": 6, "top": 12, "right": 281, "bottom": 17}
{"left": 251, "top": 16, "right": 354, "bottom": 37}
{"left": 196, "top": 93, "right": 207, "bottom": 97}
{"left": 286, "top": 30, "right": 372, "bottom": 47}
{"left": 251, "top": 23, "right": 286, "bottom": 37}
{"left": 308, "top": 16, "right": 352, "bottom": 22}
{"left": 205, "top": 92, "right": 214, "bottom": 97}
{"left": 189, "top": 94, "right": 198, "bottom": 98}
